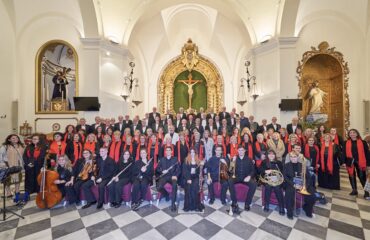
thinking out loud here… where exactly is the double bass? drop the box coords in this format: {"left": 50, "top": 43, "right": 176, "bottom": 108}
{"left": 36, "top": 152, "right": 62, "bottom": 209}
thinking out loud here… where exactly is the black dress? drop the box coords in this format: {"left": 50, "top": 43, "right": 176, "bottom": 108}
{"left": 23, "top": 144, "right": 46, "bottom": 194}
{"left": 182, "top": 162, "right": 204, "bottom": 211}
{"left": 318, "top": 144, "right": 341, "bottom": 190}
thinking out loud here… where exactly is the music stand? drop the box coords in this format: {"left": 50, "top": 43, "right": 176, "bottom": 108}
{"left": 0, "top": 167, "right": 25, "bottom": 221}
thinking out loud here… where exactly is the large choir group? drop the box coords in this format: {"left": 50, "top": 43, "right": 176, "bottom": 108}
{"left": 1, "top": 106, "right": 369, "bottom": 220}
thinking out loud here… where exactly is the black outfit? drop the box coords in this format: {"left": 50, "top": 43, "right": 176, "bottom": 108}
{"left": 131, "top": 158, "right": 154, "bottom": 204}
{"left": 56, "top": 165, "right": 72, "bottom": 197}
{"left": 228, "top": 155, "right": 257, "bottom": 209}
{"left": 156, "top": 156, "right": 180, "bottom": 206}
{"left": 206, "top": 156, "right": 229, "bottom": 203}
{"left": 82, "top": 156, "right": 116, "bottom": 204}
{"left": 23, "top": 144, "right": 46, "bottom": 194}
{"left": 76, "top": 124, "right": 91, "bottom": 134}
{"left": 284, "top": 161, "right": 316, "bottom": 218}
{"left": 108, "top": 158, "right": 133, "bottom": 204}
{"left": 182, "top": 162, "right": 204, "bottom": 211}
{"left": 344, "top": 139, "right": 370, "bottom": 195}
{"left": 65, "top": 159, "right": 93, "bottom": 204}
{"left": 266, "top": 123, "right": 281, "bottom": 132}
{"left": 286, "top": 123, "right": 303, "bottom": 135}
{"left": 148, "top": 112, "right": 160, "bottom": 127}
{"left": 318, "top": 144, "right": 341, "bottom": 190}
{"left": 260, "top": 160, "right": 284, "bottom": 212}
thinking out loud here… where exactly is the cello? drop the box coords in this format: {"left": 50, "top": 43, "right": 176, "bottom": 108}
{"left": 36, "top": 152, "right": 62, "bottom": 209}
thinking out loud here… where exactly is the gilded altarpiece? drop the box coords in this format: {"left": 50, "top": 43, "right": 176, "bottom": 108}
{"left": 158, "top": 39, "right": 224, "bottom": 114}
{"left": 297, "top": 42, "right": 350, "bottom": 135}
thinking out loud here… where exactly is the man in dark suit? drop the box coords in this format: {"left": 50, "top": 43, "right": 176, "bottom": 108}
{"left": 178, "top": 107, "right": 187, "bottom": 120}
{"left": 123, "top": 115, "right": 133, "bottom": 129}
{"left": 114, "top": 115, "right": 125, "bottom": 133}
{"left": 214, "top": 116, "right": 221, "bottom": 132}
{"left": 192, "top": 118, "right": 204, "bottom": 137}
{"left": 76, "top": 118, "right": 91, "bottom": 134}
{"left": 165, "top": 109, "right": 173, "bottom": 122}
{"left": 286, "top": 117, "right": 302, "bottom": 134}
{"left": 239, "top": 111, "right": 250, "bottom": 130}
{"left": 229, "top": 112, "right": 237, "bottom": 127}
{"left": 151, "top": 115, "right": 163, "bottom": 133}
{"left": 141, "top": 119, "right": 149, "bottom": 135}
{"left": 258, "top": 119, "right": 268, "bottom": 133}
{"left": 219, "top": 106, "right": 230, "bottom": 121}
{"left": 196, "top": 107, "right": 205, "bottom": 120}
{"left": 91, "top": 116, "right": 106, "bottom": 134}
{"left": 231, "top": 107, "right": 239, "bottom": 117}
{"left": 174, "top": 114, "right": 182, "bottom": 132}
{"left": 205, "top": 118, "right": 216, "bottom": 133}
{"left": 266, "top": 116, "right": 281, "bottom": 132}
{"left": 131, "top": 118, "right": 141, "bottom": 135}
{"left": 148, "top": 107, "right": 160, "bottom": 127}
{"left": 206, "top": 109, "right": 216, "bottom": 121}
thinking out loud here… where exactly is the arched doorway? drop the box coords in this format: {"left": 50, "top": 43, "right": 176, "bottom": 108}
{"left": 297, "top": 42, "right": 350, "bottom": 135}
{"left": 158, "top": 39, "right": 224, "bottom": 114}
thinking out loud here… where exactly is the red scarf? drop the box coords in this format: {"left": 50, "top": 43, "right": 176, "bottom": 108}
{"left": 234, "top": 134, "right": 241, "bottom": 145}
{"left": 305, "top": 144, "right": 319, "bottom": 172}
{"left": 212, "top": 136, "right": 217, "bottom": 144}
{"left": 229, "top": 144, "right": 238, "bottom": 158}
{"left": 287, "top": 143, "right": 292, "bottom": 153}
{"left": 332, "top": 134, "right": 339, "bottom": 145}
{"left": 148, "top": 140, "right": 159, "bottom": 168}
{"left": 109, "top": 140, "right": 121, "bottom": 162}
{"left": 73, "top": 142, "right": 82, "bottom": 164}
{"left": 346, "top": 139, "right": 367, "bottom": 175}
{"left": 177, "top": 141, "right": 189, "bottom": 163}
{"left": 247, "top": 133, "right": 254, "bottom": 142}
{"left": 193, "top": 141, "right": 204, "bottom": 160}
{"left": 223, "top": 135, "right": 230, "bottom": 146}
{"left": 320, "top": 142, "right": 333, "bottom": 175}
{"left": 27, "top": 146, "right": 41, "bottom": 159}
{"left": 49, "top": 141, "right": 66, "bottom": 156}
{"left": 282, "top": 134, "right": 288, "bottom": 144}
{"left": 255, "top": 142, "right": 267, "bottom": 153}
{"left": 242, "top": 142, "right": 253, "bottom": 159}
{"left": 124, "top": 143, "right": 133, "bottom": 154}
{"left": 84, "top": 141, "right": 96, "bottom": 154}
{"left": 63, "top": 132, "right": 73, "bottom": 143}
{"left": 136, "top": 144, "right": 146, "bottom": 160}
{"left": 157, "top": 133, "right": 164, "bottom": 142}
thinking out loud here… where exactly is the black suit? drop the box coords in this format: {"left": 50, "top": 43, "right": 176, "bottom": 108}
{"left": 151, "top": 122, "right": 163, "bottom": 133}
{"left": 82, "top": 156, "right": 116, "bottom": 204}
{"left": 286, "top": 123, "right": 303, "bottom": 134}
{"left": 91, "top": 123, "right": 106, "bottom": 134}
{"left": 131, "top": 124, "right": 142, "bottom": 135}
{"left": 156, "top": 156, "right": 180, "bottom": 204}
{"left": 258, "top": 125, "right": 268, "bottom": 133}
{"left": 123, "top": 120, "right": 133, "bottom": 129}
{"left": 76, "top": 124, "right": 91, "bottom": 134}
{"left": 219, "top": 112, "right": 230, "bottom": 121}
{"left": 148, "top": 112, "right": 160, "bottom": 127}
{"left": 205, "top": 124, "right": 216, "bottom": 133}
{"left": 114, "top": 122, "right": 125, "bottom": 133}
{"left": 266, "top": 123, "right": 281, "bottom": 132}
{"left": 206, "top": 113, "right": 216, "bottom": 121}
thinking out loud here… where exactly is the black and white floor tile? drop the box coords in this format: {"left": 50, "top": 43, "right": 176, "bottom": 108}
{"left": 0, "top": 169, "right": 369, "bottom": 240}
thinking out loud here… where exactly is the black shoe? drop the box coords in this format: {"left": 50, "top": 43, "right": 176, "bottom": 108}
{"left": 171, "top": 204, "right": 177, "bottom": 212}
{"left": 279, "top": 208, "right": 285, "bottom": 216}
{"left": 263, "top": 206, "right": 269, "bottom": 212}
{"left": 209, "top": 199, "right": 215, "bottom": 205}
{"left": 82, "top": 201, "right": 96, "bottom": 209}
{"left": 97, "top": 202, "right": 103, "bottom": 209}
{"left": 364, "top": 191, "right": 369, "bottom": 199}
{"left": 115, "top": 202, "right": 122, "bottom": 208}
{"left": 287, "top": 214, "right": 293, "bottom": 220}
{"left": 349, "top": 190, "right": 358, "bottom": 195}
{"left": 221, "top": 201, "right": 227, "bottom": 205}
{"left": 244, "top": 204, "right": 250, "bottom": 211}
{"left": 110, "top": 202, "right": 117, "bottom": 208}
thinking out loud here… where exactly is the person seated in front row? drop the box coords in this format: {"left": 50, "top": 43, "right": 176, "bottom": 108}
{"left": 283, "top": 151, "right": 316, "bottom": 220}
{"left": 82, "top": 147, "right": 116, "bottom": 209}
{"left": 206, "top": 146, "right": 229, "bottom": 205}
{"left": 228, "top": 145, "right": 257, "bottom": 213}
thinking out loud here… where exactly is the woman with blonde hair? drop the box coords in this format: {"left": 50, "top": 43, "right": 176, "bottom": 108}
{"left": 267, "top": 132, "right": 285, "bottom": 162}
{"left": 54, "top": 154, "right": 73, "bottom": 198}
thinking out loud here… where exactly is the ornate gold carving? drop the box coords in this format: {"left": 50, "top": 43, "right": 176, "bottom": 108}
{"left": 158, "top": 40, "right": 223, "bottom": 114}
{"left": 297, "top": 41, "right": 350, "bottom": 134}
{"left": 181, "top": 38, "right": 200, "bottom": 71}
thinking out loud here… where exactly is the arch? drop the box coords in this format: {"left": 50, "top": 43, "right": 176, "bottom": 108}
{"left": 278, "top": 0, "right": 300, "bottom": 37}
{"left": 78, "top": 0, "right": 100, "bottom": 38}
{"left": 297, "top": 41, "right": 350, "bottom": 135}
{"left": 158, "top": 55, "right": 224, "bottom": 114}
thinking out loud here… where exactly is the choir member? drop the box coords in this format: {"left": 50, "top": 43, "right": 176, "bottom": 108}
{"left": 135, "top": 135, "right": 147, "bottom": 160}
{"left": 329, "top": 128, "right": 344, "bottom": 150}
{"left": 279, "top": 128, "right": 289, "bottom": 144}
{"left": 182, "top": 148, "right": 205, "bottom": 212}
{"left": 228, "top": 145, "right": 257, "bottom": 212}
{"left": 65, "top": 150, "right": 95, "bottom": 205}
{"left": 156, "top": 146, "right": 180, "bottom": 212}
{"left": 108, "top": 150, "right": 133, "bottom": 208}
{"left": 84, "top": 133, "right": 98, "bottom": 158}
{"left": 175, "top": 132, "right": 189, "bottom": 164}
{"left": 123, "top": 135, "right": 135, "bottom": 156}
{"left": 109, "top": 131, "right": 123, "bottom": 163}
{"left": 66, "top": 133, "right": 83, "bottom": 164}
{"left": 54, "top": 155, "right": 73, "bottom": 198}
{"left": 131, "top": 149, "right": 154, "bottom": 210}
{"left": 260, "top": 150, "right": 284, "bottom": 215}
{"left": 254, "top": 133, "right": 268, "bottom": 174}
{"left": 284, "top": 134, "right": 302, "bottom": 157}
{"left": 147, "top": 134, "right": 160, "bottom": 169}
{"left": 212, "top": 135, "right": 227, "bottom": 157}
{"left": 241, "top": 133, "right": 254, "bottom": 162}
{"left": 202, "top": 130, "right": 214, "bottom": 161}
{"left": 192, "top": 132, "right": 205, "bottom": 160}
{"left": 315, "top": 125, "right": 326, "bottom": 144}
{"left": 318, "top": 134, "right": 342, "bottom": 190}
{"left": 283, "top": 152, "right": 316, "bottom": 219}
{"left": 63, "top": 124, "right": 75, "bottom": 144}
{"left": 95, "top": 126, "right": 104, "bottom": 146}
{"left": 49, "top": 132, "right": 67, "bottom": 158}
{"left": 23, "top": 134, "right": 47, "bottom": 202}
{"left": 344, "top": 129, "right": 370, "bottom": 198}
{"left": 82, "top": 147, "right": 116, "bottom": 209}
{"left": 267, "top": 132, "right": 285, "bottom": 162}
{"left": 206, "top": 146, "right": 229, "bottom": 205}
{"left": 304, "top": 137, "right": 320, "bottom": 173}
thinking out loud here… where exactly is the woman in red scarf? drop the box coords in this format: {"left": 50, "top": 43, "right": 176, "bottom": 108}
{"left": 318, "top": 134, "right": 342, "bottom": 190}
{"left": 49, "top": 132, "right": 67, "bottom": 165}
{"left": 84, "top": 133, "right": 97, "bottom": 158}
{"left": 95, "top": 126, "right": 104, "bottom": 146}
{"left": 63, "top": 125, "right": 76, "bottom": 144}
{"left": 148, "top": 134, "right": 160, "bottom": 169}
{"left": 254, "top": 133, "right": 268, "bottom": 169}
{"left": 135, "top": 135, "right": 147, "bottom": 160}
{"left": 66, "top": 133, "right": 83, "bottom": 165}
{"left": 175, "top": 132, "right": 189, "bottom": 164}
{"left": 345, "top": 129, "right": 370, "bottom": 198}
{"left": 227, "top": 136, "right": 239, "bottom": 159}
{"left": 329, "top": 128, "right": 344, "bottom": 150}
{"left": 123, "top": 135, "right": 134, "bottom": 155}
{"left": 304, "top": 137, "right": 320, "bottom": 173}
{"left": 109, "top": 131, "right": 123, "bottom": 163}
{"left": 212, "top": 135, "right": 227, "bottom": 157}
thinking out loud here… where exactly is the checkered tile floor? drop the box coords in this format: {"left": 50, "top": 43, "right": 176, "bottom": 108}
{"left": 0, "top": 169, "right": 369, "bottom": 240}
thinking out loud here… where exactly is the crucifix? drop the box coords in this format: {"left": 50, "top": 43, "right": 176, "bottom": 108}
{"left": 178, "top": 73, "right": 202, "bottom": 111}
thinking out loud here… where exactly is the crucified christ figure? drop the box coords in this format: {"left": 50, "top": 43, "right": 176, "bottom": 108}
{"left": 178, "top": 73, "right": 202, "bottom": 110}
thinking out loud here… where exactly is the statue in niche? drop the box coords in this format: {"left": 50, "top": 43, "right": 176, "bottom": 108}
{"left": 306, "top": 81, "right": 327, "bottom": 114}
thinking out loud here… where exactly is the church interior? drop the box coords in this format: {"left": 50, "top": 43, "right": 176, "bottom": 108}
{"left": 0, "top": 0, "right": 370, "bottom": 240}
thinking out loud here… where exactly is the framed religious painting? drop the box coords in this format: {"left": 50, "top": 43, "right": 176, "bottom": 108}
{"left": 35, "top": 40, "right": 78, "bottom": 114}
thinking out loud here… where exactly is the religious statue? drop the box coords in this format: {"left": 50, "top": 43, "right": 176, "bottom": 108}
{"left": 52, "top": 67, "right": 71, "bottom": 100}
{"left": 178, "top": 73, "right": 202, "bottom": 111}
{"left": 306, "top": 81, "right": 326, "bottom": 114}
{"left": 181, "top": 38, "right": 200, "bottom": 71}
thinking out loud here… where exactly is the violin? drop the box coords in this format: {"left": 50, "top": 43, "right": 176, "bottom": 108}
{"left": 78, "top": 160, "right": 95, "bottom": 181}
{"left": 35, "top": 152, "right": 62, "bottom": 209}
{"left": 219, "top": 158, "right": 229, "bottom": 181}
